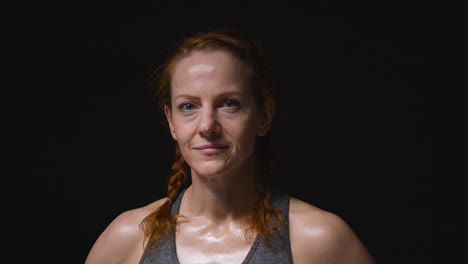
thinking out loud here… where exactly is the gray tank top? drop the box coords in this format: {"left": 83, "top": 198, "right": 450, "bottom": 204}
{"left": 139, "top": 188, "right": 293, "bottom": 264}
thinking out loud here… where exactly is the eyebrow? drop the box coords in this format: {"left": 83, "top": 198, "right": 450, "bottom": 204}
{"left": 173, "top": 91, "right": 243, "bottom": 101}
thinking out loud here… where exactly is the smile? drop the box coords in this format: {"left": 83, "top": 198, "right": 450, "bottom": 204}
{"left": 193, "top": 144, "right": 229, "bottom": 155}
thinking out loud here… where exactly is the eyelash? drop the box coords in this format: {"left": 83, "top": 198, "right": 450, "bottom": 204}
{"left": 179, "top": 103, "right": 195, "bottom": 111}
{"left": 177, "top": 98, "right": 240, "bottom": 112}
{"left": 221, "top": 98, "right": 240, "bottom": 108}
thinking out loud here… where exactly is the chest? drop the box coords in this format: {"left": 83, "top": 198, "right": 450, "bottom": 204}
{"left": 175, "top": 223, "right": 256, "bottom": 264}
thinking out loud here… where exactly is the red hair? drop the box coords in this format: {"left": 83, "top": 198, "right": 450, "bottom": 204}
{"left": 140, "top": 29, "right": 284, "bottom": 252}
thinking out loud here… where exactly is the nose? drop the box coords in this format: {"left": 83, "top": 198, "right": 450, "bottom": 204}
{"left": 198, "top": 108, "right": 220, "bottom": 139}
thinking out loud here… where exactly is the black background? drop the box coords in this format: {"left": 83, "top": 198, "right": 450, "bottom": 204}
{"left": 4, "top": 1, "right": 434, "bottom": 263}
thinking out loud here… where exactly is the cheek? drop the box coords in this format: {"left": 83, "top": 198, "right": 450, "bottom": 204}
{"left": 226, "top": 116, "right": 258, "bottom": 152}
{"left": 172, "top": 115, "right": 196, "bottom": 136}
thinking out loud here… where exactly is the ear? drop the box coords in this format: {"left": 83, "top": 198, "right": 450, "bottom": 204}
{"left": 164, "top": 105, "right": 178, "bottom": 141}
{"left": 257, "top": 98, "right": 275, "bottom": 136}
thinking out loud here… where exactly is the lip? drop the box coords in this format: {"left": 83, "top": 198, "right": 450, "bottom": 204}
{"left": 193, "top": 144, "right": 229, "bottom": 155}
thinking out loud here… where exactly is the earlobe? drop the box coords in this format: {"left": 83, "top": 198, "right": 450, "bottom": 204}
{"left": 164, "top": 105, "right": 178, "bottom": 141}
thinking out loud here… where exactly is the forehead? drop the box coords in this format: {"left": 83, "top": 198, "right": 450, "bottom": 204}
{"left": 171, "top": 50, "right": 252, "bottom": 97}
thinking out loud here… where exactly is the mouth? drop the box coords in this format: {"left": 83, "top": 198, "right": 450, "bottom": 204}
{"left": 193, "top": 144, "right": 229, "bottom": 155}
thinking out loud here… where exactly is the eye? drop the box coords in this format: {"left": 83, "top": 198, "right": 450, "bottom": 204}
{"left": 179, "top": 102, "right": 196, "bottom": 111}
{"left": 223, "top": 98, "right": 240, "bottom": 108}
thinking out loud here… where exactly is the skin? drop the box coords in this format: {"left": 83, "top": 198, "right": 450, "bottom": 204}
{"left": 85, "top": 50, "right": 375, "bottom": 264}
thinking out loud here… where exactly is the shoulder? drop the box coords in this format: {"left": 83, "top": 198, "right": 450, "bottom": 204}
{"left": 288, "top": 197, "right": 375, "bottom": 264}
{"left": 85, "top": 198, "right": 168, "bottom": 264}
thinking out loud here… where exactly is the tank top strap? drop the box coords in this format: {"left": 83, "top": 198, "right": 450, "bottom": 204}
{"left": 139, "top": 189, "right": 187, "bottom": 264}
{"left": 269, "top": 189, "right": 290, "bottom": 221}
{"left": 170, "top": 188, "right": 187, "bottom": 215}
{"left": 243, "top": 190, "right": 293, "bottom": 264}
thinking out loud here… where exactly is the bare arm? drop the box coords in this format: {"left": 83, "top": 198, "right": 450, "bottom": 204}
{"left": 85, "top": 199, "right": 165, "bottom": 264}
{"left": 84, "top": 210, "right": 144, "bottom": 264}
{"left": 319, "top": 213, "right": 375, "bottom": 263}
{"left": 289, "top": 197, "right": 375, "bottom": 264}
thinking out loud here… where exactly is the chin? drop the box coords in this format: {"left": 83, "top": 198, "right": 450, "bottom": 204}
{"left": 190, "top": 160, "right": 233, "bottom": 178}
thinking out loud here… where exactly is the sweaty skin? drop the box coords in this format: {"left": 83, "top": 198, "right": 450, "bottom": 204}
{"left": 166, "top": 51, "right": 267, "bottom": 263}
{"left": 175, "top": 188, "right": 257, "bottom": 264}
{"left": 84, "top": 50, "right": 375, "bottom": 264}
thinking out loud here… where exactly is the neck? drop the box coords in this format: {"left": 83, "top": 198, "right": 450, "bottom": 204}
{"left": 182, "top": 158, "right": 260, "bottom": 223}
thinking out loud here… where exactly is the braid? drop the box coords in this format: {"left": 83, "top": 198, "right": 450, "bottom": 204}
{"left": 167, "top": 145, "right": 189, "bottom": 200}
{"left": 140, "top": 144, "right": 189, "bottom": 253}
{"left": 245, "top": 134, "right": 286, "bottom": 244}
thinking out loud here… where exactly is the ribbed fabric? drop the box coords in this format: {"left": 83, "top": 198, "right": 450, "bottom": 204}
{"left": 139, "top": 188, "right": 292, "bottom": 264}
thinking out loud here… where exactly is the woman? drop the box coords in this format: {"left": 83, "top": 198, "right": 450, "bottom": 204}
{"left": 85, "top": 29, "right": 375, "bottom": 264}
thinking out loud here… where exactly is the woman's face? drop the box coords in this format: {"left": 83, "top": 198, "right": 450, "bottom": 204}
{"left": 165, "top": 50, "right": 272, "bottom": 178}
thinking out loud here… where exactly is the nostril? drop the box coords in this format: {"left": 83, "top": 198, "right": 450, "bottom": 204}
{"left": 198, "top": 123, "right": 221, "bottom": 139}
